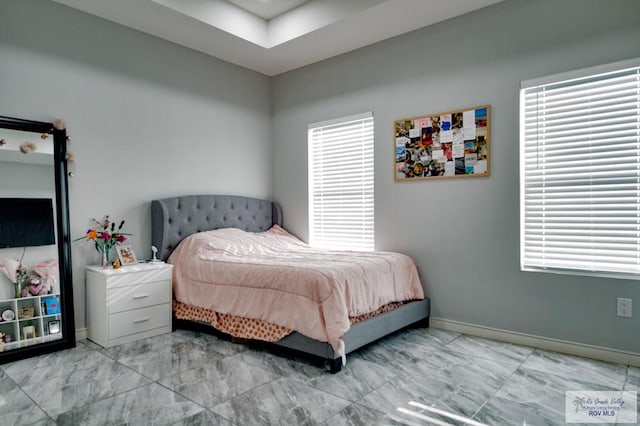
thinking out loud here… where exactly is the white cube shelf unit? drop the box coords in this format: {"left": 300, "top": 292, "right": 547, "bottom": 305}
{"left": 0, "top": 294, "right": 63, "bottom": 351}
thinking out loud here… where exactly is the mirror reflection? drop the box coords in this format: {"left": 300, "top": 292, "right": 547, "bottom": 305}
{"left": 0, "top": 128, "right": 54, "bottom": 165}
{"left": 0, "top": 127, "right": 62, "bottom": 349}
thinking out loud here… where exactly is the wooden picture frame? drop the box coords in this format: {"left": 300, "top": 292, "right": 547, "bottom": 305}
{"left": 116, "top": 245, "right": 137, "bottom": 265}
{"left": 394, "top": 105, "right": 490, "bottom": 181}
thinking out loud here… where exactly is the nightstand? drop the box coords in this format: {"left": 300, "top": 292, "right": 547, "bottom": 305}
{"left": 85, "top": 262, "right": 173, "bottom": 347}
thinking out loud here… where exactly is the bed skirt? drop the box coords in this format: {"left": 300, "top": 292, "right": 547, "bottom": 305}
{"left": 173, "top": 299, "right": 406, "bottom": 344}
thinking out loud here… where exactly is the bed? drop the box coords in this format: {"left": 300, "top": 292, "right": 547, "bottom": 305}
{"left": 151, "top": 194, "right": 430, "bottom": 373}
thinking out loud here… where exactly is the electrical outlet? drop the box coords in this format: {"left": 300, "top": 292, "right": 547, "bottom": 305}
{"left": 617, "top": 298, "right": 632, "bottom": 318}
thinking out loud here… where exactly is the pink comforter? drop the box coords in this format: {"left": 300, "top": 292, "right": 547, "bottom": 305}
{"left": 169, "top": 225, "right": 424, "bottom": 352}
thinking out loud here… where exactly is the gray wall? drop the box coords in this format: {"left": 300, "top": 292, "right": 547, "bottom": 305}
{"left": 272, "top": 0, "right": 640, "bottom": 353}
{"left": 0, "top": 0, "right": 272, "bottom": 329}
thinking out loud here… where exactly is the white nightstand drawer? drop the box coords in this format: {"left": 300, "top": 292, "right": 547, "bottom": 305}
{"left": 108, "top": 280, "right": 171, "bottom": 313}
{"left": 109, "top": 303, "right": 171, "bottom": 339}
{"left": 103, "top": 266, "right": 172, "bottom": 289}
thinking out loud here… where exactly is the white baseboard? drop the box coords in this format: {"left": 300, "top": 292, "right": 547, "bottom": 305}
{"left": 75, "top": 327, "right": 87, "bottom": 342}
{"left": 430, "top": 317, "right": 640, "bottom": 367}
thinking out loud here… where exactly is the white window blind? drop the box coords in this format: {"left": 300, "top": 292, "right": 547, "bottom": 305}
{"left": 520, "top": 58, "right": 640, "bottom": 279}
{"left": 308, "top": 112, "right": 374, "bottom": 251}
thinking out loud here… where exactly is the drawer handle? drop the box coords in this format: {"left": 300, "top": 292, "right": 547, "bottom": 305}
{"left": 133, "top": 318, "right": 150, "bottom": 324}
{"left": 132, "top": 294, "right": 150, "bottom": 300}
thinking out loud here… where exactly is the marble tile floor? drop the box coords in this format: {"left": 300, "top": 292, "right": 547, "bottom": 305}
{"left": 0, "top": 327, "right": 637, "bottom": 425}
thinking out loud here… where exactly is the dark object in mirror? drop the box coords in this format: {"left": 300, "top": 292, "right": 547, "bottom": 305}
{"left": 0, "top": 198, "right": 55, "bottom": 248}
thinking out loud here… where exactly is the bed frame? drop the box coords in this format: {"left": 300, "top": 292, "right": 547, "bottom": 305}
{"left": 151, "top": 194, "right": 430, "bottom": 373}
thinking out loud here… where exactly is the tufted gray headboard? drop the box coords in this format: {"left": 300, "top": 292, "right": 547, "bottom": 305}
{"left": 151, "top": 195, "right": 283, "bottom": 261}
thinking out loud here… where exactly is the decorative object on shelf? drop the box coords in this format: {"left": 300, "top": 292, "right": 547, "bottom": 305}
{"left": 18, "top": 307, "right": 35, "bottom": 319}
{"left": 25, "top": 277, "right": 47, "bottom": 296}
{"left": 116, "top": 245, "right": 137, "bottom": 265}
{"left": 31, "top": 260, "right": 59, "bottom": 294}
{"left": 112, "top": 259, "right": 121, "bottom": 269}
{"left": 16, "top": 267, "right": 29, "bottom": 298}
{"left": 1, "top": 309, "right": 15, "bottom": 321}
{"left": 0, "top": 258, "right": 57, "bottom": 299}
{"left": 48, "top": 320, "right": 61, "bottom": 334}
{"left": 0, "top": 257, "right": 28, "bottom": 298}
{"left": 22, "top": 321, "right": 36, "bottom": 340}
{"left": 43, "top": 296, "right": 60, "bottom": 315}
{"left": 76, "top": 216, "right": 131, "bottom": 268}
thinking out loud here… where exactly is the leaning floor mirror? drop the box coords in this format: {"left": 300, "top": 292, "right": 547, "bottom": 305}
{"left": 0, "top": 115, "right": 75, "bottom": 363}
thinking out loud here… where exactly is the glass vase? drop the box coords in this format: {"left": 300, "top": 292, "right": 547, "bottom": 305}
{"left": 14, "top": 272, "right": 27, "bottom": 298}
{"left": 101, "top": 248, "right": 111, "bottom": 269}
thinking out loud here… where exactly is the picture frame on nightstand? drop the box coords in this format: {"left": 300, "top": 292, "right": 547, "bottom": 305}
{"left": 117, "top": 245, "right": 137, "bottom": 265}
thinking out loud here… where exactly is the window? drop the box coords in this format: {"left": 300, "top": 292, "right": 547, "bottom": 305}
{"left": 520, "top": 58, "right": 640, "bottom": 279}
{"left": 308, "top": 112, "right": 374, "bottom": 251}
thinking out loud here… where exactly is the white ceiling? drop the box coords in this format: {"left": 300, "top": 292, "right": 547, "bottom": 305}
{"left": 51, "top": 0, "right": 504, "bottom": 76}
{"left": 225, "top": 0, "right": 311, "bottom": 20}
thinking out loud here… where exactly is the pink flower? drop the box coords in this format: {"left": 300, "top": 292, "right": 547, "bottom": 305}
{"left": 0, "top": 258, "right": 20, "bottom": 283}
{"left": 117, "top": 234, "right": 127, "bottom": 243}
{"left": 100, "top": 232, "right": 111, "bottom": 241}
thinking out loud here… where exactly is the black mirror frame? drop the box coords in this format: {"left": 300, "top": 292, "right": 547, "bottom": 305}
{"left": 0, "top": 115, "right": 76, "bottom": 363}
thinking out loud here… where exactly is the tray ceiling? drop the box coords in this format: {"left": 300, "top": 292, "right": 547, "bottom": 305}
{"left": 52, "top": 0, "right": 503, "bottom": 76}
